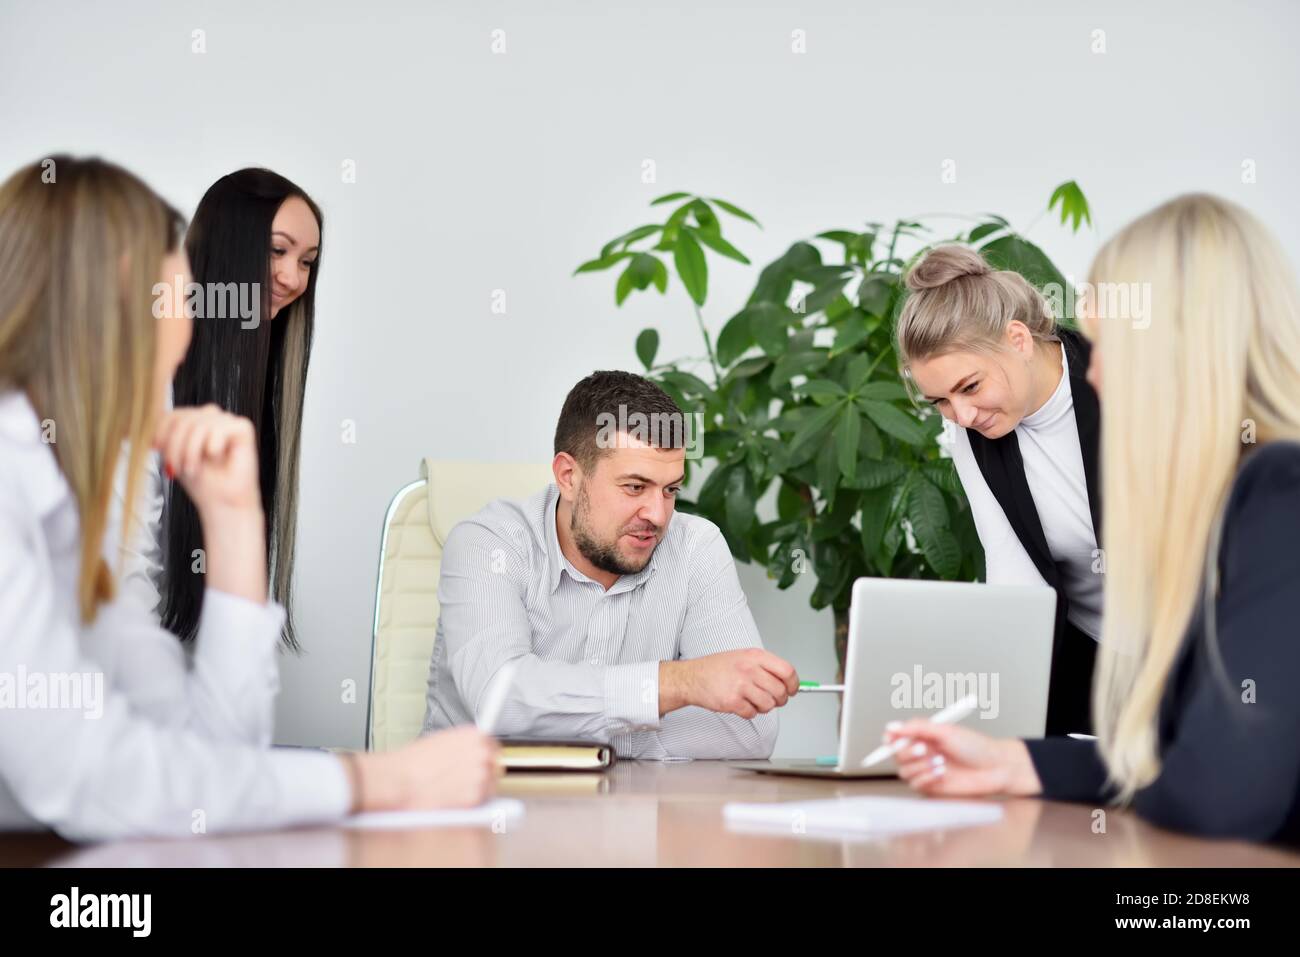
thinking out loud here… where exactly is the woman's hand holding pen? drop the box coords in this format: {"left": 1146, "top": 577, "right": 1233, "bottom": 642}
{"left": 886, "top": 721, "right": 1043, "bottom": 798}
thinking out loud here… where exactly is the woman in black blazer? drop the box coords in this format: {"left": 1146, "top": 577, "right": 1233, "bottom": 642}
{"left": 885, "top": 193, "right": 1300, "bottom": 844}
{"left": 897, "top": 246, "right": 1103, "bottom": 736}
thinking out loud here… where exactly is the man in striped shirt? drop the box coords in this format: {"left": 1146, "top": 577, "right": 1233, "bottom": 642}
{"left": 422, "top": 371, "right": 800, "bottom": 759}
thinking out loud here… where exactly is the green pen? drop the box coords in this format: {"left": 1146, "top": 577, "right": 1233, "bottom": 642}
{"left": 798, "top": 680, "right": 846, "bottom": 693}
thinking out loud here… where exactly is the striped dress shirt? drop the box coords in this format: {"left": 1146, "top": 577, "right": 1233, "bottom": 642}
{"left": 422, "top": 483, "right": 778, "bottom": 759}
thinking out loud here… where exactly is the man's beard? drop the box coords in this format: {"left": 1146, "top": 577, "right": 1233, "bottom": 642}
{"left": 570, "top": 483, "right": 656, "bottom": 576}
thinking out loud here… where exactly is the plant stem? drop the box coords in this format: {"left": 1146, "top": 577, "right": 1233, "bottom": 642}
{"left": 693, "top": 303, "right": 722, "bottom": 385}
{"left": 1020, "top": 209, "right": 1047, "bottom": 238}
{"left": 886, "top": 220, "right": 903, "bottom": 266}
{"left": 864, "top": 348, "right": 889, "bottom": 381}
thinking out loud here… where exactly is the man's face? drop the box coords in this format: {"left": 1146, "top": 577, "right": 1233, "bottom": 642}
{"left": 570, "top": 435, "right": 686, "bottom": 576}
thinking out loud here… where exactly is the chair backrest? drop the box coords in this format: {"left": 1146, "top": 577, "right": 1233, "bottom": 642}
{"left": 366, "top": 458, "right": 554, "bottom": 751}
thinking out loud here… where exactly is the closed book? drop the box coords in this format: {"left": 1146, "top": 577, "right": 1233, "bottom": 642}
{"left": 499, "top": 738, "right": 617, "bottom": 772}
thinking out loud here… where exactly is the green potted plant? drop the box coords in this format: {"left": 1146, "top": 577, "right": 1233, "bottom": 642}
{"left": 576, "top": 182, "right": 1092, "bottom": 674}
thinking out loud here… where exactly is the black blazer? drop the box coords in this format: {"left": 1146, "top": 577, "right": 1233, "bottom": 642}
{"left": 1026, "top": 442, "right": 1300, "bottom": 845}
{"left": 965, "top": 328, "right": 1101, "bottom": 735}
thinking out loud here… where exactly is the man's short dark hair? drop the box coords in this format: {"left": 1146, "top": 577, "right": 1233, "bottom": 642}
{"left": 554, "top": 371, "right": 684, "bottom": 472}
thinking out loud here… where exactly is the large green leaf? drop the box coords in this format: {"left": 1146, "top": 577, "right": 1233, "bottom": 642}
{"left": 687, "top": 225, "right": 750, "bottom": 264}
{"left": 801, "top": 378, "right": 848, "bottom": 405}
{"left": 717, "top": 308, "right": 754, "bottom": 366}
{"left": 829, "top": 310, "right": 871, "bottom": 357}
{"left": 967, "top": 222, "right": 1006, "bottom": 244}
{"left": 812, "top": 488, "right": 859, "bottom": 541}
{"left": 1048, "top": 181, "right": 1092, "bottom": 233}
{"left": 857, "top": 273, "right": 894, "bottom": 316}
{"left": 635, "top": 328, "right": 659, "bottom": 370}
{"left": 843, "top": 353, "right": 872, "bottom": 392}
{"left": 628, "top": 252, "right": 662, "bottom": 291}
{"left": 815, "top": 438, "right": 841, "bottom": 506}
{"left": 674, "top": 230, "right": 708, "bottom": 305}
{"left": 598, "top": 224, "right": 662, "bottom": 259}
{"left": 722, "top": 356, "right": 772, "bottom": 385}
{"left": 907, "top": 477, "right": 961, "bottom": 578}
{"left": 725, "top": 465, "right": 756, "bottom": 537}
{"left": 697, "top": 461, "right": 734, "bottom": 511}
{"left": 659, "top": 370, "right": 718, "bottom": 406}
{"left": 858, "top": 485, "right": 893, "bottom": 563}
{"left": 615, "top": 263, "right": 635, "bottom": 304}
{"left": 787, "top": 400, "right": 843, "bottom": 462}
{"left": 977, "top": 235, "right": 1067, "bottom": 294}
{"left": 690, "top": 200, "right": 720, "bottom": 235}
{"left": 574, "top": 250, "right": 634, "bottom": 275}
{"left": 800, "top": 279, "right": 852, "bottom": 316}
{"left": 769, "top": 349, "right": 829, "bottom": 390}
{"left": 750, "top": 242, "right": 820, "bottom": 305}
{"left": 922, "top": 460, "right": 964, "bottom": 498}
{"left": 776, "top": 479, "right": 811, "bottom": 520}
{"left": 751, "top": 305, "right": 790, "bottom": 356}
{"left": 857, "top": 380, "right": 909, "bottom": 401}
{"left": 858, "top": 414, "right": 883, "bottom": 460}
{"left": 859, "top": 398, "right": 930, "bottom": 445}
{"left": 835, "top": 405, "right": 861, "bottom": 481}
{"left": 650, "top": 257, "right": 668, "bottom": 292}
{"left": 711, "top": 197, "right": 761, "bottom": 227}
{"left": 844, "top": 457, "right": 906, "bottom": 490}
{"left": 717, "top": 302, "right": 790, "bottom": 366}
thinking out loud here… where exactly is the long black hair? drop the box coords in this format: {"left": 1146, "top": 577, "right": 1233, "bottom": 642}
{"left": 159, "top": 168, "right": 322, "bottom": 650}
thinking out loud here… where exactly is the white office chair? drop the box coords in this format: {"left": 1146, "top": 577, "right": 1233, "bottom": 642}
{"left": 366, "top": 458, "right": 554, "bottom": 751}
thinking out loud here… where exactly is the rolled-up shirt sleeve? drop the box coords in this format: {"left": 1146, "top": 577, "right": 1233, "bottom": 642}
{"left": 0, "top": 505, "right": 350, "bottom": 842}
{"left": 622, "top": 525, "right": 778, "bottom": 760}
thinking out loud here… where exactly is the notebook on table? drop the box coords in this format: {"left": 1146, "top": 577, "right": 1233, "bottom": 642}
{"left": 500, "top": 739, "right": 617, "bottom": 772}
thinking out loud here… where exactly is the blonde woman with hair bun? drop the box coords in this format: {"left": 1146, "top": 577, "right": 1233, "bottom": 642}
{"left": 885, "top": 194, "right": 1300, "bottom": 844}
{"left": 897, "top": 243, "right": 1102, "bottom": 737}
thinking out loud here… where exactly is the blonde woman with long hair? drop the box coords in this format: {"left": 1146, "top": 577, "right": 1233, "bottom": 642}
{"left": 0, "top": 156, "right": 497, "bottom": 841}
{"left": 886, "top": 194, "right": 1300, "bottom": 843}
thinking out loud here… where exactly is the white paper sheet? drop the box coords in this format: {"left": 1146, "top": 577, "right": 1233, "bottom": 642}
{"left": 342, "top": 798, "right": 525, "bottom": 831}
{"left": 723, "top": 796, "right": 1003, "bottom": 838}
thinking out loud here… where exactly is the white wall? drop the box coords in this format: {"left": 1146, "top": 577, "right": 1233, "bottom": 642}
{"left": 4, "top": 0, "right": 1298, "bottom": 757}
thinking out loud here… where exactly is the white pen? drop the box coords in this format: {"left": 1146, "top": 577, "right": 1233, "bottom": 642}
{"left": 476, "top": 660, "right": 519, "bottom": 736}
{"left": 859, "top": 693, "right": 979, "bottom": 768}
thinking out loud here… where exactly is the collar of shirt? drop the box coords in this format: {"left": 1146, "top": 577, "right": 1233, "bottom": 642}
{"left": 543, "top": 483, "right": 660, "bottom": 596}
{"left": 0, "top": 390, "right": 73, "bottom": 519}
{"left": 1019, "top": 340, "right": 1073, "bottom": 432}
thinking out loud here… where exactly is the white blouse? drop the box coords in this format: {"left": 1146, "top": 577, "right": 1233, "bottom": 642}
{"left": 945, "top": 345, "right": 1103, "bottom": 640}
{"left": 107, "top": 388, "right": 168, "bottom": 622}
{"left": 0, "top": 391, "right": 349, "bottom": 841}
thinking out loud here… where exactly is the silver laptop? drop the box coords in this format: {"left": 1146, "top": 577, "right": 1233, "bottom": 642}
{"left": 734, "top": 577, "right": 1057, "bottom": 778}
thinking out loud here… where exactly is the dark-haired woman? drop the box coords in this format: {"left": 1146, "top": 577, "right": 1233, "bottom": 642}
{"left": 113, "top": 169, "right": 322, "bottom": 652}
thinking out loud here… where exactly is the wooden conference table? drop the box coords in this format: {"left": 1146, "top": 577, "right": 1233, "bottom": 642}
{"left": 3, "top": 760, "right": 1298, "bottom": 867}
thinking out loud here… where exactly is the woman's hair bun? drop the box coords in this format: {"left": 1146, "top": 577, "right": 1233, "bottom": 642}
{"left": 905, "top": 244, "right": 991, "bottom": 292}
